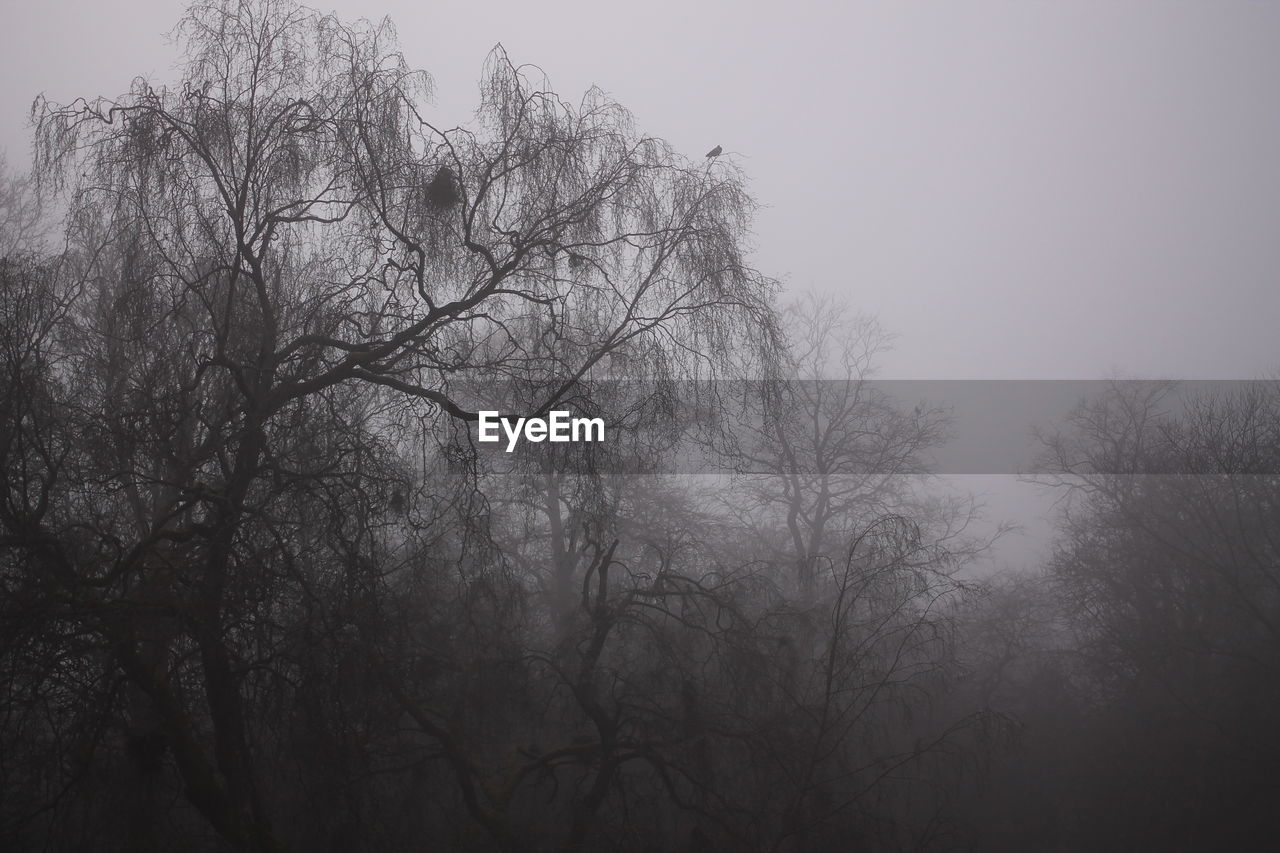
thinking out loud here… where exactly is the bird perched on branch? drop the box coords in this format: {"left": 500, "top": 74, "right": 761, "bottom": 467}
{"left": 705, "top": 145, "right": 722, "bottom": 158}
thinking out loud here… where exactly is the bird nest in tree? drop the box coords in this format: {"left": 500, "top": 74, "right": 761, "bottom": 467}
{"left": 424, "top": 166, "right": 461, "bottom": 209}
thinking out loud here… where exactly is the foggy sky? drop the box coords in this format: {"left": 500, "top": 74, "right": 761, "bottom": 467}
{"left": 3, "top": 0, "right": 1277, "bottom": 572}
{"left": 4, "top": 0, "right": 1278, "bottom": 381}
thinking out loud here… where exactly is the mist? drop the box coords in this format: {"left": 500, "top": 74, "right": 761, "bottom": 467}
{"left": 2, "top": 2, "right": 1278, "bottom": 850}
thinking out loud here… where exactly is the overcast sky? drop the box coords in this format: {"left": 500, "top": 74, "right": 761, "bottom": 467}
{"left": 9, "top": 0, "right": 1273, "bottom": 570}
{"left": 3, "top": 0, "right": 1278, "bottom": 380}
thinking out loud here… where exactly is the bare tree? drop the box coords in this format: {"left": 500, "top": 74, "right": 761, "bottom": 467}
{"left": 3, "top": 1, "right": 780, "bottom": 850}
{"left": 0, "top": 153, "right": 46, "bottom": 257}
{"left": 728, "top": 293, "right": 976, "bottom": 596}
{"left": 1032, "top": 379, "right": 1280, "bottom": 850}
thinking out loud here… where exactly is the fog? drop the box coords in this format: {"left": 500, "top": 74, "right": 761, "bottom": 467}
{"left": 2, "top": 2, "right": 1278, "bottom": 850}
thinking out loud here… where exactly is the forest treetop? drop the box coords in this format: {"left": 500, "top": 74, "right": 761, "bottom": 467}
{"left": 32, "top": 0, "right": 780, "bottom": 431}
{"left": 6, "top": 2, "right": 1279, "bottom": 852}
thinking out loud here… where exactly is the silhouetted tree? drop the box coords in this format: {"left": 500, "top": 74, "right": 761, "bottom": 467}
{"left": 3, "top": 1, "right": 778, "bottom": 850}
{"left": 1027, "top": 380, "right": 1280, "bottom": 850}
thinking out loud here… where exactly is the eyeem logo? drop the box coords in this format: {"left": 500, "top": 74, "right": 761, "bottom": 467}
{"left": 477, "top": 411, "right": 605, "bottom": 452}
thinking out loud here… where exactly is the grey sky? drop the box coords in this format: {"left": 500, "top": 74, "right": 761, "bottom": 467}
{"left": 4, "top": 0, "right": 1278, "bottom": 380}
{"left": 8, "top": 0, "right": 1273, "bottom": 571}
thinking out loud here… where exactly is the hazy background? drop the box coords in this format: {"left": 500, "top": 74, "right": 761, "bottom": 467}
{"left": 3, "top": 0, "right": 1277, "bottom": 570}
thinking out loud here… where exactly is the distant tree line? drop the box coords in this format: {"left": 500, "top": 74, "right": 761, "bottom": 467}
{"left": 2, "top": 2, "right": 1278, "bottom": 851}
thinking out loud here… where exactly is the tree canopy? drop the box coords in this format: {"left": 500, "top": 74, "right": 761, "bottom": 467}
{"left": 4, "top": 2, "right": 1278, "bottom": 852}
